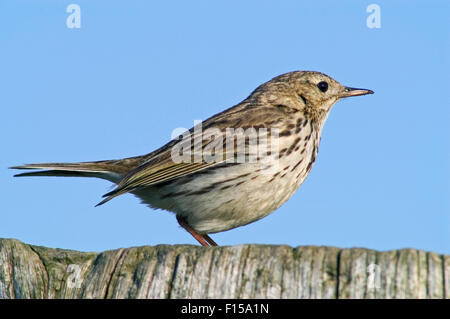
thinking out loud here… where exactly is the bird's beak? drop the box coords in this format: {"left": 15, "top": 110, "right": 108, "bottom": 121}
{"left": 340, "top": 87, "right": 374, "bottom": 98}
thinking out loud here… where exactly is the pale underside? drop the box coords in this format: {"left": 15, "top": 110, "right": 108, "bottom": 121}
{"left": 132, "top": 113, "right": 321, "bottom": 234}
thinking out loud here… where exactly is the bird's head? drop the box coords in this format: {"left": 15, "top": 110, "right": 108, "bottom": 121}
{"left": 250, "top": 71, "right": 373, "bottom": 121}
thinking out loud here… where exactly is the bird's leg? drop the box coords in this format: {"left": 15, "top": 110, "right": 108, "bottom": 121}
{"left": 176, "top": 215, "right": 218, "bottom": 247}
{"left": 202, "top": 234, "right": 218, "bottom": 246}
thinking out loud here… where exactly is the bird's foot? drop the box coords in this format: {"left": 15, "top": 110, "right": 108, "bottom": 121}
{"left": 176, "top": 215, "right": 218, "bottom": 247}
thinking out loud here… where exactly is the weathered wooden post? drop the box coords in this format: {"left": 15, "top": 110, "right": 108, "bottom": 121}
{"left": 0, "top": 238, "right": 447, "bottom": 298}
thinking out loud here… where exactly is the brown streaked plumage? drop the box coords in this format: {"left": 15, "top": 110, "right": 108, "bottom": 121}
{"left": 11, "top": 71, "right": 373, "bottom": 246}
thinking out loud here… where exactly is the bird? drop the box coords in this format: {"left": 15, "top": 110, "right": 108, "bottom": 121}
{"left": 11, "top": 71, "right": 373, "bottom": 247}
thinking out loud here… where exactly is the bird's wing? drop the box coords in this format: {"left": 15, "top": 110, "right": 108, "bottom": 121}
{"left": 96, "top": 102, "right": 286, "bottom": 206}
{"left": 96, "top": 160, "right": 220, "bottom": 206}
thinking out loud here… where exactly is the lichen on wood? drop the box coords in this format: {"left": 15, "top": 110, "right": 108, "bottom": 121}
{"left": 0, "top": 238, "right": 447, "bottom": 299}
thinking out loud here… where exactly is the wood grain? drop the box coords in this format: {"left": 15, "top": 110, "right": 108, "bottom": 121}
{"left": 0, "top": 238, "right": 447, "bottom": 299}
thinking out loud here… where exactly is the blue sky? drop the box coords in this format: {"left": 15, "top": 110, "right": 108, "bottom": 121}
{"left": 1, "top": 1, "right": 449, "bottom": 254}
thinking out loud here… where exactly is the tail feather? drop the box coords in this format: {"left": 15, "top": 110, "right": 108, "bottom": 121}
{"left": 13, "top": 169, "right": 106, "bottom": 178}
{"left": 11, "top": 156, "right": 147, "bottom": 204}
{"left": 11, "top": 162, "right": 116, "bottom": 172}
{"left": 10, "top": 162, "right": 125, "bottom": 183}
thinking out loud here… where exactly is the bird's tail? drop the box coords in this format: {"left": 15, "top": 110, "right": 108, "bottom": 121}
{"left": 10, "top": 158, "right": 143, "bottom": 183}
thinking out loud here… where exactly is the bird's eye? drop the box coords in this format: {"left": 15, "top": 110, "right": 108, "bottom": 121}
{"left": 317, "top": 81, "right": 328, "bottom": 93}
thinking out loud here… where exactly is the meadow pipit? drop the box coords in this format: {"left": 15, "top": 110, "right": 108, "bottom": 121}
{"left": 11, "top": 71, "right": 373, "bottom": 246}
